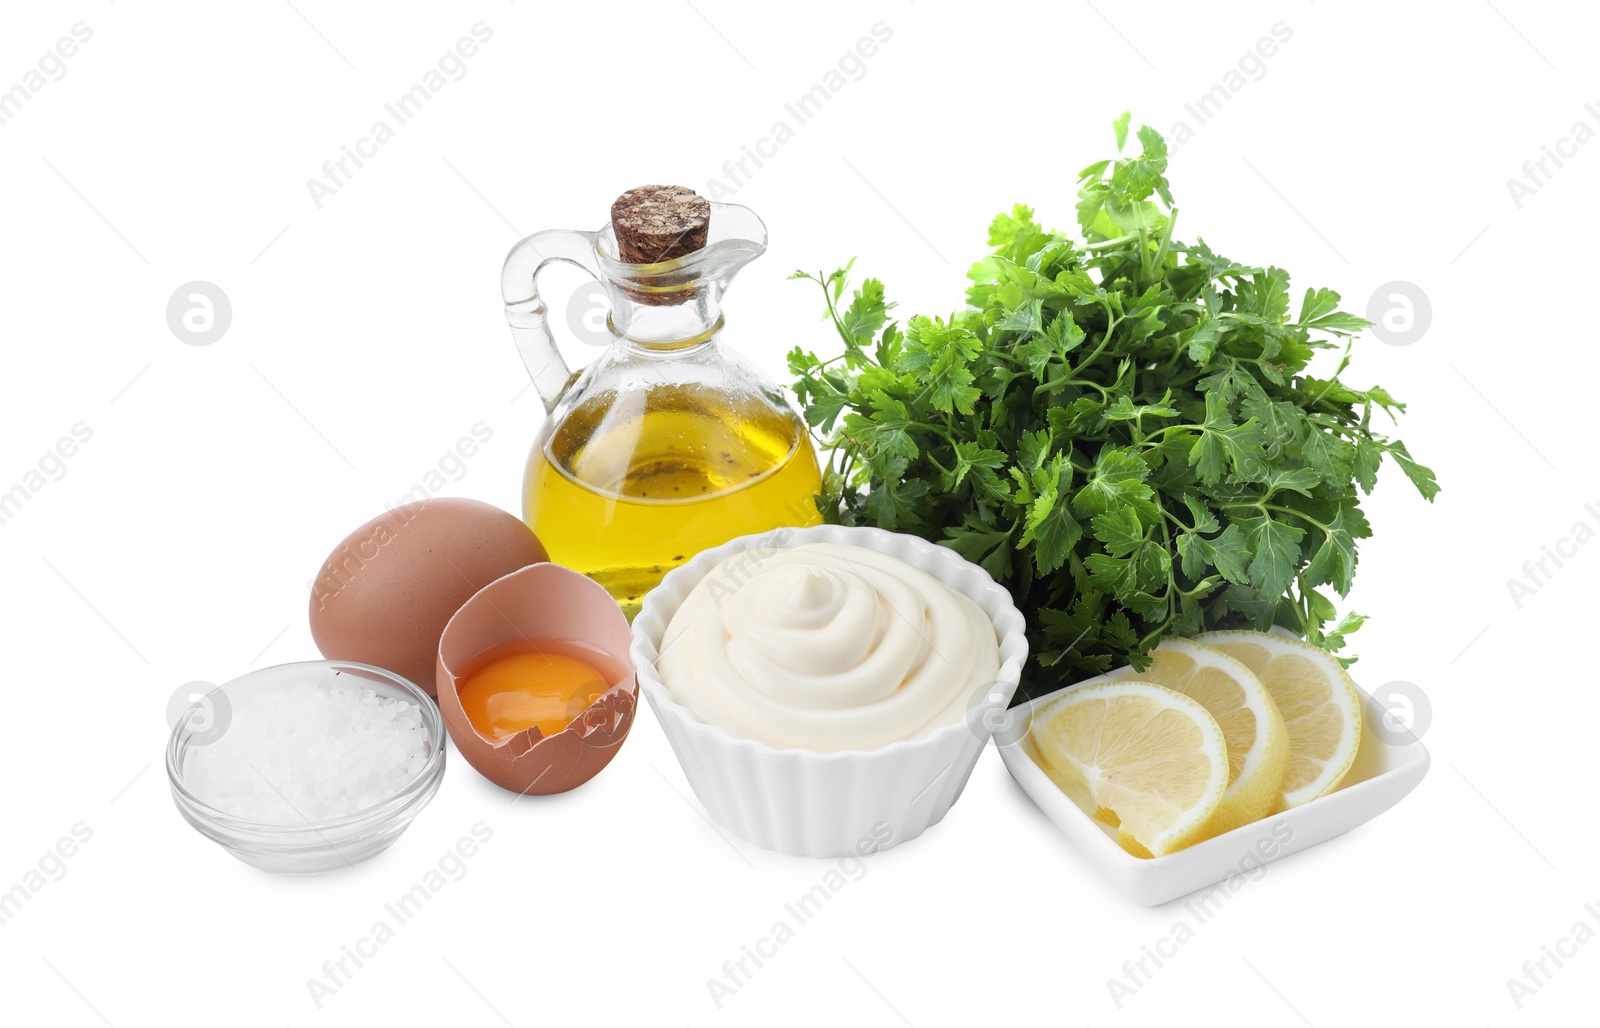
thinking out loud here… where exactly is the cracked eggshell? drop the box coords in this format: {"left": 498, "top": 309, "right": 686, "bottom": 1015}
{"left": 437, "top": 562, "right": 637, "bottom": 795}
{"left": 309, "top": 498, "right": 549, "bottom": 696}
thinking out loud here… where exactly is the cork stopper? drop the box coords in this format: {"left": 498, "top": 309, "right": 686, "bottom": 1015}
{"left": 610, "top": 185, "right": 710, "bottom": 264}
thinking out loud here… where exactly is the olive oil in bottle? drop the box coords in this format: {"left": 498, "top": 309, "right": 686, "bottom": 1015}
{"left": 525, "top": 384, "right": 822, "bottom": 618}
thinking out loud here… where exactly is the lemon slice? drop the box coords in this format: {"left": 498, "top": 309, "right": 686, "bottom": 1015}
{"left": 1029, "top": 681, "right": 1228, "bottom": 856}
{"left": 1194, "top": 630, "right": 1362, "bottom": 811}
{"left": 1110, "top": 638, "right": 1288, "bottom": 838}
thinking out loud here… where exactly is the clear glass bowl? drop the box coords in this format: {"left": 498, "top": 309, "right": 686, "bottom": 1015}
{"left": 166, "top": 660, "right": 446, "bottom": 875}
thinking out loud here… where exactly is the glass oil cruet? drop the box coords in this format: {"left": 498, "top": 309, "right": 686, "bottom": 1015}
{"left": 500, "top": 185, "right": 823, "bottom": 618}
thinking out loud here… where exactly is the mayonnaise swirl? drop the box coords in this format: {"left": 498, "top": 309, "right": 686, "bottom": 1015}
{"left": 657, "top": 542, "right": 1001, "bottom": 751}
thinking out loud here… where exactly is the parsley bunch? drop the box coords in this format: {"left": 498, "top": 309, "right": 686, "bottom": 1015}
{"left": 789, "top": 114, "right": 1438, "bottom": 696}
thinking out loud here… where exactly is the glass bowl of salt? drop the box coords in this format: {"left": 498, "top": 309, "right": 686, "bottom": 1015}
{"left": 166, "top": 660, "right": 447, "bottom": 874}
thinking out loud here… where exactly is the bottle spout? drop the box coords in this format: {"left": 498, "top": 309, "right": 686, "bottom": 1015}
{"left": 698, "top": 201, "right": 768, "bottom": 278}
{"left": 598, "top": 201, "right": 766, "bottom": 280}
{"left": 594, "top": 200, "right": 768, "bottom": 343}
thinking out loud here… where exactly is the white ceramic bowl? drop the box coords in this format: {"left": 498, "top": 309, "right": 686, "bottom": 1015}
{"left": 996, "top": 648, "right": 1430, "bottom": 906}
{"left": 631, "top": 524, "right": 1028, "bottom": 857}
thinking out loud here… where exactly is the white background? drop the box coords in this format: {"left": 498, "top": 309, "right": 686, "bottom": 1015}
{"left": 0, "top": 1, "right": 1593, "bottom": 1025}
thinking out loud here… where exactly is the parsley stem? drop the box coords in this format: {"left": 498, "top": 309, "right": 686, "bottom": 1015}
{"left": 1084, "top": 233, "right": 1140, "bottom": 250}
{"left": 812, "top": 270, "right": 850, "bottom": 343}
{"left": 1150, "top": 208, "right": 1178, "bottom": 277}
{"left": 1137, "top": 423, "right": 1204, "bottom": 446}
{"left": 1220, "top": 501, "right": 1332, "bottom": 534}
{"left": 1264, "top": 504, "right": 1331, "bottom": 531}
{"left": 1157, "top": 508, "right": 1177, "bottom": 617}
{"left": 1067, "top": 314, "right": 1122, "bottom": 377}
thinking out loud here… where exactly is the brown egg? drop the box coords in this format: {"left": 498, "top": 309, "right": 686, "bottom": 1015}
{"left": 309, "top": 498, "right": 548, "bottom": 695}
{"left": 437, "top": 563, "right": 637, "bottom": 795}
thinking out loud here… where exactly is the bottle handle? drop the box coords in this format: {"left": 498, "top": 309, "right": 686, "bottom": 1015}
{"left": 501, "top": 229, "right": 604, "bottom": 413}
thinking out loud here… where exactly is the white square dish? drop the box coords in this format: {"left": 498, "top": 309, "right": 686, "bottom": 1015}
{"left": 994, "top": 666, "right": 1430, "bottom": 906}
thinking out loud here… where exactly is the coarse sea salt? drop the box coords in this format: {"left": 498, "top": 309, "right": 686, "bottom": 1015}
{"left": 185, "top": 679, "right": 430, "bottom": 825}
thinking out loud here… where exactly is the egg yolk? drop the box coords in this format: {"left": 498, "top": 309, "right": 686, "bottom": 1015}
{"left": 457, "top": 651, "right": 610, "bottom": 742}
